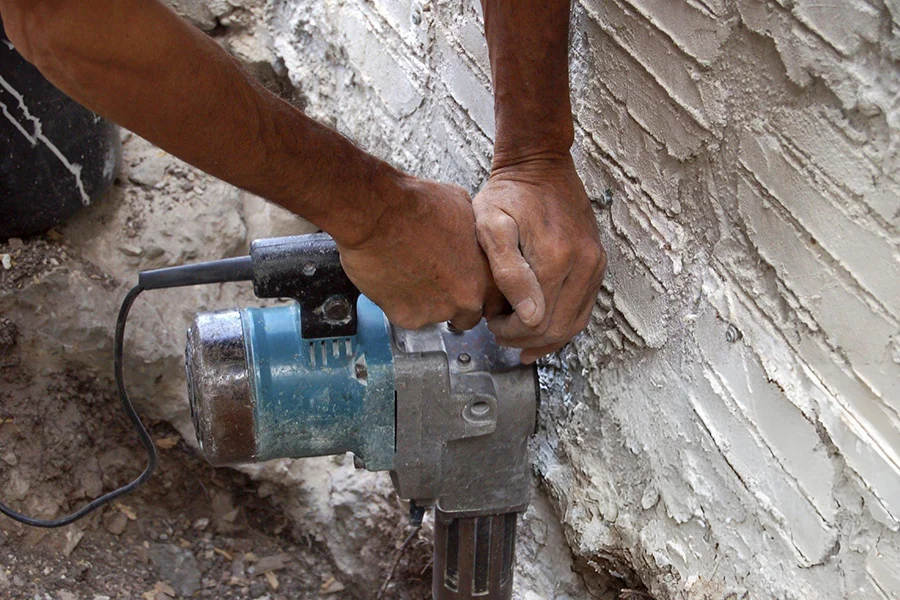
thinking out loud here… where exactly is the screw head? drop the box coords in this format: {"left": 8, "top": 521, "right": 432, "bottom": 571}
{"left": 302, "top": 262, "right": 317, "bottom": 276}
{"left": 321, "top": 295, "right": 352, "bottom": 324}
{"left": 457, "top": 353, "right": 472, "bottom": 365}
{"left": 598, "top": 188, "right": 614, "bottom": 210}
{"left": 725, "top": 324, "right": 742, "bottom": 343}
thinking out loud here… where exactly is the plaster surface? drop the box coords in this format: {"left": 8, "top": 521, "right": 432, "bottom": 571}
{"left": 257, "top": 0, "right": 900, "bottom": 597}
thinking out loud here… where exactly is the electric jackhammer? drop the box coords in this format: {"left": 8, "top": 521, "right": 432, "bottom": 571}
{"left": 0, "top": 232, "right": 538, "bottom": 600}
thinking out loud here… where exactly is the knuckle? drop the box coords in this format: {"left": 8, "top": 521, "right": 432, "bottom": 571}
{"left": 454, "top": 289, "right": 484, "bottom": 314}
{"left": 389, "top": 307, "right": 427, "bottom": 330}
{"left": 546, "top": 244, "right": 573, "bottom": 270}
{"left": 476, "top": 212, "right": 517, "bottom": 241}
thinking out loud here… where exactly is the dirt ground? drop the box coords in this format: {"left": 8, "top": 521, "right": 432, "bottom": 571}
{"left": 0, "top": 236, "right": 433, "bottom": 599}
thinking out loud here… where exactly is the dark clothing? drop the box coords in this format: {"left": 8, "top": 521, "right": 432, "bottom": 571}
{"left": 0, "top": 17, "right": 120, "bottom": 239}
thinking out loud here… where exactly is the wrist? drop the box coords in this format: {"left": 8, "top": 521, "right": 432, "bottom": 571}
{"left": 491, "top": 118, "right": 574, "bottom": 173}
{"left": 324, "top": 162, "right": 413, "bottom": 251}
{"left": 490, "top": 147, "right": 575, "bottom": 180}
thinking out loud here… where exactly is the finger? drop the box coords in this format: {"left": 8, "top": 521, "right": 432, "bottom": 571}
{"left": 476, "top": 212, "right": 545, "bottom": 327}
{"left": 488, "top": 266, "right": 569, "bottom": 344}
{"left": 449, "top": 306, "right": 484, "bottom": 331}
{"left": 518, "top": 300, "right": 594, "bottom": 363}
{"left": 493, "top": 265, "right": 593, "bottom": 348}
{"left": 521, "top": 341, "right": 567, "bottom": 365}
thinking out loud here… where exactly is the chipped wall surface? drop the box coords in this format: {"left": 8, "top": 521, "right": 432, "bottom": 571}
{"left": 250, "top": 0, "right": 900, "bottom": 598}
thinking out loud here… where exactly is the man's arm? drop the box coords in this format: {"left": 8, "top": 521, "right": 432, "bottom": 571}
{"left": 0, "top": 0, "right": 499, "bottom": 330}
{"left": 476, "top": 0, "right": 606, "bottom": 363}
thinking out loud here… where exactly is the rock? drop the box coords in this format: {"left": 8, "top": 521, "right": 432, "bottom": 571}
{"left": 148, "top": 544, "right": 202, "bottom": 597}
{"left": 0, "top": 317, "right": 16, "bottom": 348}
{"left": 1, "top": 254, "right": 11, "bottom": 270}
{"left": 254, "top": 554, "right": 290, "bottom": 574}
{"left": 1, "top": 450, "right": 17, "bottom": 467}
{"left": 118, "top": 244, "right": 143, "bottom": 257}
{"left": 103, "top": 510, "right": 129, "bottom": 536}
{"left": 62, "top": 529, "right": 84, "bottom": 557}
{"left": 128, "top": 158, "right": 168, "bottom": 189}
{"left": 56, "top": 592, "right": 78, "bottom": 600}
{"left": 192, "top": 518, "right": 210, "bottom": 531}
{"left": 8, "top": 238, "right": 24, "bottom": 250}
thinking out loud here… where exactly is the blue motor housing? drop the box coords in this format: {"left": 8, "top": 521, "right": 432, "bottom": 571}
{"left": 186, "top": 296, "right": 395, "bottom": 470}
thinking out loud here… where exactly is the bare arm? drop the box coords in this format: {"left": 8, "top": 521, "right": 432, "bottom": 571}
{"left": 476, "top": 0, "right": 606, "bottom": 362}
{"left": 2, "top": 0, "right": 392, "bottom": 245}
{"left": 0, "top": 0, "right": 501, "bottom": 329}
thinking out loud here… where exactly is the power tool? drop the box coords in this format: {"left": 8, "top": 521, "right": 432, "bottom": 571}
{"left": 0, "top": 233, "right": 539, "bottom": 600}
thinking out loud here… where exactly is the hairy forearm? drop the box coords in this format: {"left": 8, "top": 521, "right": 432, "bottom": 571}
{"left": 480, "top": 0, "right": 574, "bottom": 167}
{"left": 0, "top": 0, "right": 401, "bottom": 247}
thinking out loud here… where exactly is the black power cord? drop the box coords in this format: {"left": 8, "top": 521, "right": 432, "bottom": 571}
{"left": 0, "top": 256, "right": 256, "bottom": 528}
{"left": 0, "top": 285, "right": 158, "bottom": 528}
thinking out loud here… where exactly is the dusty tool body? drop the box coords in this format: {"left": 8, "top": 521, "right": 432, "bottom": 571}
{"left": 153, "top": 233, "right": 538, "bottom": 600}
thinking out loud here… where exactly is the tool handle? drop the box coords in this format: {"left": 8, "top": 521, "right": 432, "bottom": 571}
{"left": 251, "top": 233, "right": 361, "bottom": 338}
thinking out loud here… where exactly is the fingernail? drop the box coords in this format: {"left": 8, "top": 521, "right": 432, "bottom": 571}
{"left": 516, "top": 298, "right": 537, "bottom": 324}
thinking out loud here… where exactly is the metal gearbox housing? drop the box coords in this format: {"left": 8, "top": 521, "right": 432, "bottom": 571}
{"left": 390, "top": 323, "right": 537, "bottom": 517}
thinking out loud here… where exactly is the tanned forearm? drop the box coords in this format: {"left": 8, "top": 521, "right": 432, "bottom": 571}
{"left": 474, "top": 0, "right": 606, "bottom": 363}
{"left": 480, "top": 0, "right": 574, "bottom": 168}
{"left": 1, "top": 0, "right": 400, "bottom": 248}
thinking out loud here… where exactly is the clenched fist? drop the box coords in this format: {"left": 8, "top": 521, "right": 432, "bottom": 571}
{"left": 337, "top": 174, "right": 505, "bottom": 332}
{"left": 473, "top": 154, "right": 606, "bottom": 363}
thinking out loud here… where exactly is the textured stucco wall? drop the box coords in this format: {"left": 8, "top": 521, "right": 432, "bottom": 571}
{"left": 241, "top": 0, "right": 900, "bottom": 598}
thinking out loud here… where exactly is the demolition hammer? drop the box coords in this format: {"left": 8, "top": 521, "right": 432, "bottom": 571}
{"left": 0, "top": 233, "right": 539, "bottom": 600}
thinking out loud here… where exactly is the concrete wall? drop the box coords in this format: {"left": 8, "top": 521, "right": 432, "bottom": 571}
{"left": 240, "top": 0, "right": 900, "bottom": 598}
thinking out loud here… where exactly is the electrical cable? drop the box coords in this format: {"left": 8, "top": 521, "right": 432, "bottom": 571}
{"left": 0, "top": 285, "right": 158, "bottom": 528}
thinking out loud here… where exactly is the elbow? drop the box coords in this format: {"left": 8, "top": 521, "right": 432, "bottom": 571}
{"left": 1, "top": 1, "right": 66, "bottom": 68}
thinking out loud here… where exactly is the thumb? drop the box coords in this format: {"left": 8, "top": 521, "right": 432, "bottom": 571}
{"left": 476, "top": 212, "right": 545, "bottom": 327}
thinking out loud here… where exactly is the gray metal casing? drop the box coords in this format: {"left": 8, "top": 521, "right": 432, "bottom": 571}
{"left": 390, "top": 323, "right": 538, "bottom": 518}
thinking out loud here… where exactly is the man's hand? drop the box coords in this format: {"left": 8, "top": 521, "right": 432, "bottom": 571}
{"left": 478, "top": 0, "right": 603, "bottom": 361}
{"left": 338, "top": 174, "right": 504, "bottom": 332}
{"left": 474, "top": 155, "right": 605, "bottom": 363}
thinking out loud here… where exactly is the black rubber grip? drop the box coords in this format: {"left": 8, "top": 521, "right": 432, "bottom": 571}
{"left": 138, "top": 256, "right": 254, "bottom": 290}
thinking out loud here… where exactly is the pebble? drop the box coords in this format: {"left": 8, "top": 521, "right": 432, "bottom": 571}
{"left": 129, "top": 159, "right": 168, "bottom": 188}
{"left": 1, "top": 254, "right": 11, "bottom": 270}
{"left": 192, "top": 518, "right": 210, "bottom": 531}
{"left": 148, "top": 544, "right": 202, "bottom": 597}
{"left": 8, "top": 238, "right": 23, "bottom": 250}
{"left": 254, "top": 554, "right": 290, "bottom": 574}
{"left": 103, "top": 511, "right": 129, "bottom": 536}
